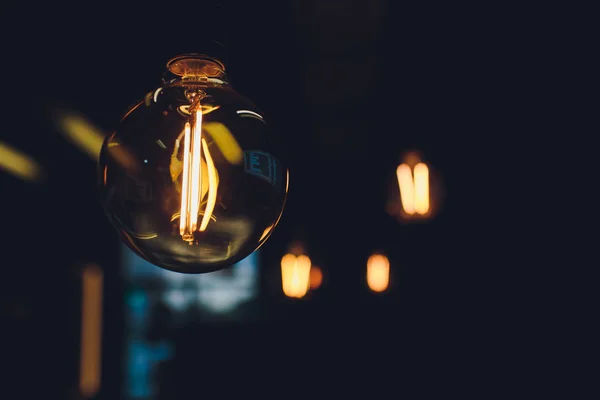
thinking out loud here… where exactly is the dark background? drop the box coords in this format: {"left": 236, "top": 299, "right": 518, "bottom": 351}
{"left": 1, "top": 1, "right": 568, "bottom": 398}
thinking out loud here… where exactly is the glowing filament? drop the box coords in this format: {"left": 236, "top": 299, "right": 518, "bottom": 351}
{"left": 179, "top": 102, "right": 213, "bottom": 242}
{"left": 281, "top": 254, "right": 311, "bottom": 298}
{"left": 178, "top": 100, "right": 220, "bottom": 243}
{"left": 367, "top": 254, "right": 390, "bottom": 293}
{"left": 179, "top": 122, "right": 193, "bottom": 240}
{"left": 396, "top": 162, "right": 430, "bottom": 215}
{"left": 189, "top": 110, "right": 203, "bottom": 232}
{"left": 199, "top": 138, "right": 217, "bottom": 232}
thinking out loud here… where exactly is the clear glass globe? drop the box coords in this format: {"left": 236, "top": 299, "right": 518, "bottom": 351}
{"left": 98, "top": 54, "right": 289, "bottom": 273}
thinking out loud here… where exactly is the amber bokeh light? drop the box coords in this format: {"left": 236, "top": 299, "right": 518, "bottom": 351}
{"left": 281, "top": 253, "right": 312, "bottom": 298}
{"left": 366, "top": 254, "right": 390, "bottom": 293}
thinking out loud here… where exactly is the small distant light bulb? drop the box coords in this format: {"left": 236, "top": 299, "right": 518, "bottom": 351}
{"left": 387, "top": 150, "right": 442, "bottom": 222}
{"left": 367, "top": 254, "right": 390, "bottom": 293}
{"left": 281, "top": 253, "right": 311, "bottom": 298}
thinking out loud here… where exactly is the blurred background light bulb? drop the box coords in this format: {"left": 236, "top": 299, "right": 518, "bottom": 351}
{"left": 385, "top": 150, "right": 443, "bottom": 223}
{"left": 98, "top": 53, "right": 289, "bottom": 273}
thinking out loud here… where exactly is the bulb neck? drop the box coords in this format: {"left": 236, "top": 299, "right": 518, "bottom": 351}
{"left": 163, "top": 54, "right": 229, "bottom": 86}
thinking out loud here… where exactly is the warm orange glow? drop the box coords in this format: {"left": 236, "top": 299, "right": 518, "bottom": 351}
{"left": 179, "top": 102, "right": 220, "bottom": 242}
{"left": 189, "top": 109, "right": 203, "bottom": 233}
{"left": 79, "top": 264, "right": 103, "bottom": 398}
{"left": 179, "top": 122, "right": 192, "bottom": 238}
{"left": 199, "top": 138, "right": 217, "bottom": 232}
{"left": 396, "top": 164, "right": 415, "bottom": 214}
{"left": 281, "top": 253, "right": 311, "bottom": 298}
{"left": 309, "top": 266, "right": 323, "bottom": 290}
{"left": 259, "top": 225, "right": 274, "bottom": 242}
{"left": 367, "top": 254, "right": 390, "bottom": 293}
{"left": 396, "top": 162, "right": 430, "bottom": 215}
{"left": 414, "top": 163, "right": 429, "bottom": 214}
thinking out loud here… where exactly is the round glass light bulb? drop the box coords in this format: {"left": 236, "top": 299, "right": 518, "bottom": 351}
{"left": 98, "top": 54, "right": 289, "bottom": 273}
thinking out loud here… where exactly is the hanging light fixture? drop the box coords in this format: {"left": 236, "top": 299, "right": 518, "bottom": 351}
{"left": 386, "top": 150, "right": 443, "bottom": 223}
{"left": 98, "top": 51, "right": 289, "bottom": 273}
{"left": 366, "top": 253, "right": 390, "bottom": 293}
{"left": 280, "top": 253, "right": 312, "bottom": 299}
{"left": 279, "top": 241, "right": 317, "bottom": 299}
